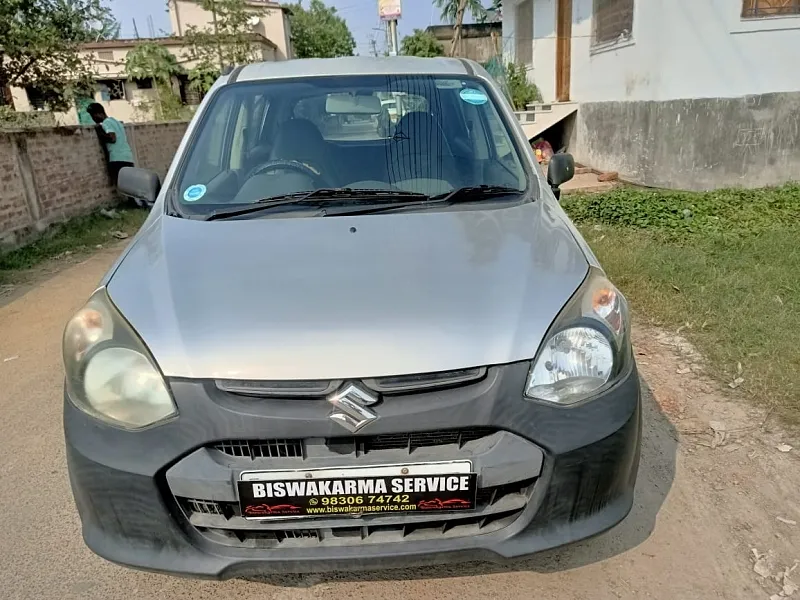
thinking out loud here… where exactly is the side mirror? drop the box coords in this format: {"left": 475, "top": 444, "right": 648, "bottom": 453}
{"left": 547, "top": 152, "right": 575, "bottom": 188}
{"left": 118, "top": 167, "right": 161, "bottom": 206}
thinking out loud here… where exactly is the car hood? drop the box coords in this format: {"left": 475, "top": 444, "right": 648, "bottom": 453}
{"left": 107, "top": 202, "right": 588, "bottom": 380}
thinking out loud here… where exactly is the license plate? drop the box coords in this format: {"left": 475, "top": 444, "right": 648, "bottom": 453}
{"left": 238, "top": 461, "right": 477, "bottom": 519}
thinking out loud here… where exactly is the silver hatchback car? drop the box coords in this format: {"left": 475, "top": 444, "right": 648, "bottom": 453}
{"left": 63, "top": 57, "right": 640, "bottom": 579}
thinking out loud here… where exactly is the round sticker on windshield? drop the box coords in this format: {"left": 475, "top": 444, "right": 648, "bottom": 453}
{"left": 183, "top": 184, "right": 206, "bottom": 202}
{"left": 459, "top": 88, "right": 488, "bottom": 105}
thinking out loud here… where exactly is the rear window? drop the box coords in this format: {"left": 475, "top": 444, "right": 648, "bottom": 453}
{"left": 293, "top": 92, "right": 429, "bottom": 141}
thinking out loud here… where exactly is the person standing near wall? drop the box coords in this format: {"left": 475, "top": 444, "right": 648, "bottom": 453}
{"left": 87, "top": 103, "right": 137, "bottom": 202}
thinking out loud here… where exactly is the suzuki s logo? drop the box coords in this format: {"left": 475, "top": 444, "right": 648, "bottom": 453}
{"left": 327, "top": 383, "right": 378, "bottom": 432}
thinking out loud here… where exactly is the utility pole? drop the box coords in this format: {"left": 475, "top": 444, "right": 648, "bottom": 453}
{"left": 379, "top": 0, "right": 401, "bottom": 56}
{"left": 449, "top": 0, "right": 469, "bottom": 57}
{"left": 388, "top": 20, "right": 399, "bottom": 56}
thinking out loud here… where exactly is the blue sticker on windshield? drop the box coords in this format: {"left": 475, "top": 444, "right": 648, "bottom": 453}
{"left": 459, "top": 88, "right": 488, "bottom": 105}
{"left": 183, "top": 184, "right": 206, "bottom": 202}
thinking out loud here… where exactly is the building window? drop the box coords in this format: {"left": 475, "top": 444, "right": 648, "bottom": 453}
{"left": 25, "top": 86, "right": 47, "bottom": 110}
{"left": 593, "top": 0, "right": 634, "bottom": 46}
{"left": 178, "top": 75, "right": 204, "bottom": 106}
{"left": 97, "top": 50, "right": 114, "bottom": 61}
{"left": 515, "top": 0, "right": 533, "bottom": 65}
{"left": 742, "top": 0, "right": 800, "bottom": 18}
{"left": 133, "top": 78, "right": 153, "bottom": 89}
{"left": 96, "top": 79, "right": 126, "bottom": 101}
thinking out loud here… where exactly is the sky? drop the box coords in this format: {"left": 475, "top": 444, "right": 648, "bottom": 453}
{"left": 107, "top": 0, "right": 477, "bottom": 57}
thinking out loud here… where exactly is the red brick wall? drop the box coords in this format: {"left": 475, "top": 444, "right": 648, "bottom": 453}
{"left": 0, "top": 135, "right": 30, "bottom": 239}
{"left": 0, "top": 121, "right": 189, "bottom": 248}
{"left": 25, "top": 127, "right": 115, "bottom": 220}
{"left": 129, "top": 122, "right": 189, "bottom": 180}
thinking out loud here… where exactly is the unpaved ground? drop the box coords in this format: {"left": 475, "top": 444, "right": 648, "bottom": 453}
{"left": 0, "top": 246, "right": 797, "bottom": 600}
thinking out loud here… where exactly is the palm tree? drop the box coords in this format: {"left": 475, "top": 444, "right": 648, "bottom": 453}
{"left": 436, "top": 0, "right": 486, "bottom": 57}
{"left": 434, "top": 0, "right": 487, "bottom": 23}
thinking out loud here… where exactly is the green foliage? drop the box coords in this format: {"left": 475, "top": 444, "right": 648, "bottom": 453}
{"left": 285, "top": 0, "right": 356, "bottom": 59}
{"left": 401, "top": 29, "right": 444, "bottom": 57}
{"left": 125, "top": 43, "right": 184, "bottom": 83}
{"left": 434, "top": 0, "right": 487, "bottom": 23}
{"left": 0, "top": 106, "right": 57, "bottom": 128}
{"left": 504, "top": 62, "right": 541, "bottom": 110}
{"left": 124, "top": 43, "right": 190, "bottom": 121}
{"left": 562, "top": 184, "right": 800, "bottom": 238}
{"left": 184, "top": 0, "right": 266, "bottom": 92}
{"left": 188, "top": 61, "right": 220, "bottom": 93}
{"left": 572, "top": 185, "right": 800, "bottom": 423}
{"left": 0, "top": 0, "right": 118, "bottom": 111}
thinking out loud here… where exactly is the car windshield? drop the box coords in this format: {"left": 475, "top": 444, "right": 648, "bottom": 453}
{"left": 173, "top": 74, "right": 529, "bottom": 215}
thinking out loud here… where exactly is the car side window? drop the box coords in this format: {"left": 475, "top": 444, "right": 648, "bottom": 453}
{"left": 181, "top": 92, "right": 236, "bottom": 187}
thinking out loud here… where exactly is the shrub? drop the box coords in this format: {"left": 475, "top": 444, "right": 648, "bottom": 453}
{"left": 504, "top": 62, "right": 541, "bottom": 110}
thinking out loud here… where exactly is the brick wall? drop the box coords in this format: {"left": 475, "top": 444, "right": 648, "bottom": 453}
{"left": 0, "top": 121, "right": 188, "bottom": 248}
{"left": 127, "top": 122, "right": 189, "bottom": 180}
{"left": 0, "top": 135, "right": 29, "bottom": 234}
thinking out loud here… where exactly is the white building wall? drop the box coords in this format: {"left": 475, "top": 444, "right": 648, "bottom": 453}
{"left": 531, "top": 0, "right": 558, "bottom": 103}
{"left": 503, "top": 0, "right": 558, "bottom": 103}
{"left": 505, "top": 0, "right": 800, "bottom": 103}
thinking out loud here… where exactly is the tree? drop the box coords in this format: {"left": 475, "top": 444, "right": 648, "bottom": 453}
{"left": 183, "top": 0, "right": 266, "bottom": 94}
{"left": 285, "top": 0, "right": 356, "bottom": 59}
{"left": 401, "top": 29, "right": 444, "bottom": 58}
{"left": 0, "top": 0, "right": 118, "bottom": 111}
{"left": 125, "top": 43, "right": 184, "bottom": 84}
{"left": 125, "top": 43, "right": 187, "bottom": 120}
{"left": 434, "top": 0, "right": 487, "bottom": 24}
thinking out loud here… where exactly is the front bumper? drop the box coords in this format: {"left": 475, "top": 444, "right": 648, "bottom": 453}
{"left": 64, "top": 361, "right": 641, "bottom": 578}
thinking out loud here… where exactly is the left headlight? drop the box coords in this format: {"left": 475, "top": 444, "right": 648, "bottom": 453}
{"left": 63, "top": 289, "right": 177, "bottom": 429}
{"left": 525, "top": 269, "right": 631, "bottom": 405}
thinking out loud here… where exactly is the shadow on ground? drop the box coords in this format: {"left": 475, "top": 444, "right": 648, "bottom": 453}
{"left": 250, "top": 378, "right": 678, "bottom": 587}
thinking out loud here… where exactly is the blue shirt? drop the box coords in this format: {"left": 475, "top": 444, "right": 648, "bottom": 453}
{"left": 101, "top": 117, "right": 134, "bottom": 163}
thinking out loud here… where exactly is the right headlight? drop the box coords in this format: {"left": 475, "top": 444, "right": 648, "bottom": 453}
{"left": 63, "top": 289, "right": 177, "bottom": 429}
{"left": 525, "top": 269, "right": 631, "bottom": 405}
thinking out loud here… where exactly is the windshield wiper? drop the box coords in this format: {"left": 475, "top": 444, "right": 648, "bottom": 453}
{"left": 323, "top": 185, "right": 524, "bottom": 217}
{"left": 204, "top": 188, "right": 428, "bottom": 221}
{"left": 428, "top": 185, "right": 524, "bottom": 203}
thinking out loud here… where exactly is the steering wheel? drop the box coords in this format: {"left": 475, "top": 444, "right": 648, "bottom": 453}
{"left": 244, "top": 159, "right": 333, "bottom": 187}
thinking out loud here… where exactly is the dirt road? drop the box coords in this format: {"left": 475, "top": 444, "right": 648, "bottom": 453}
{"left": 0, "top": 247, "right": 797, "bottom": 600}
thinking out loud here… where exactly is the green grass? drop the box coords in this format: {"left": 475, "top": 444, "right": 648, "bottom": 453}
{"left": 0, "top": 208, "right": 148, "bottom": 286}
{"left": 563, "top": 185, "right": 800, "bottom": 423}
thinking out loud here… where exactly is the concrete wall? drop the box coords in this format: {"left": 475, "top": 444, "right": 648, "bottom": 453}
{"left": 428, "top": 23, "right": 502, "bottom": 63}
{"left": 0, "top": 121, "right": 188, "bottom": 249}
{"left": 502, "top": 0, "right": 559, "bottom": 102}
{"left": 574, "top": 91, "right": 800, "bottom": 190}
{"left": 504, "top": 0, "right": 800, "bottom": 104}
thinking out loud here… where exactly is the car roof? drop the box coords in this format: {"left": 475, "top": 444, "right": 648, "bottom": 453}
{"left": 234, "top": 56, "right": 478, "bottom": 83}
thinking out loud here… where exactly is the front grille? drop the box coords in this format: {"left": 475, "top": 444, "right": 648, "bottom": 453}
{"left": 194, "top": 510, "right": 521, "bottom": 549}
{"left": 214, "top": 367, "right": 487, "bottom": 398}
{"left": 213, "top": 438, "right": 304, "bottom": 459}
{"left": 213, "top": 427, "right": 497, "bottom": 460}
{"left": 177, "top": 477, "right": 536, "bottom": 548}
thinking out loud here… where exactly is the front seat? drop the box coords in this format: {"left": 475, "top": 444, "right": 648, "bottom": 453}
{"left": 268, "top": 118, "right": 334, "bottom": 181}
{"left": 387, "top": 112, "right": 460, "bottom": 194}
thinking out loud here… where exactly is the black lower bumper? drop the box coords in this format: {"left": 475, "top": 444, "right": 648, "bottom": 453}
{"left": 65, "top": 362, "right": 641, "bottom": 578}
